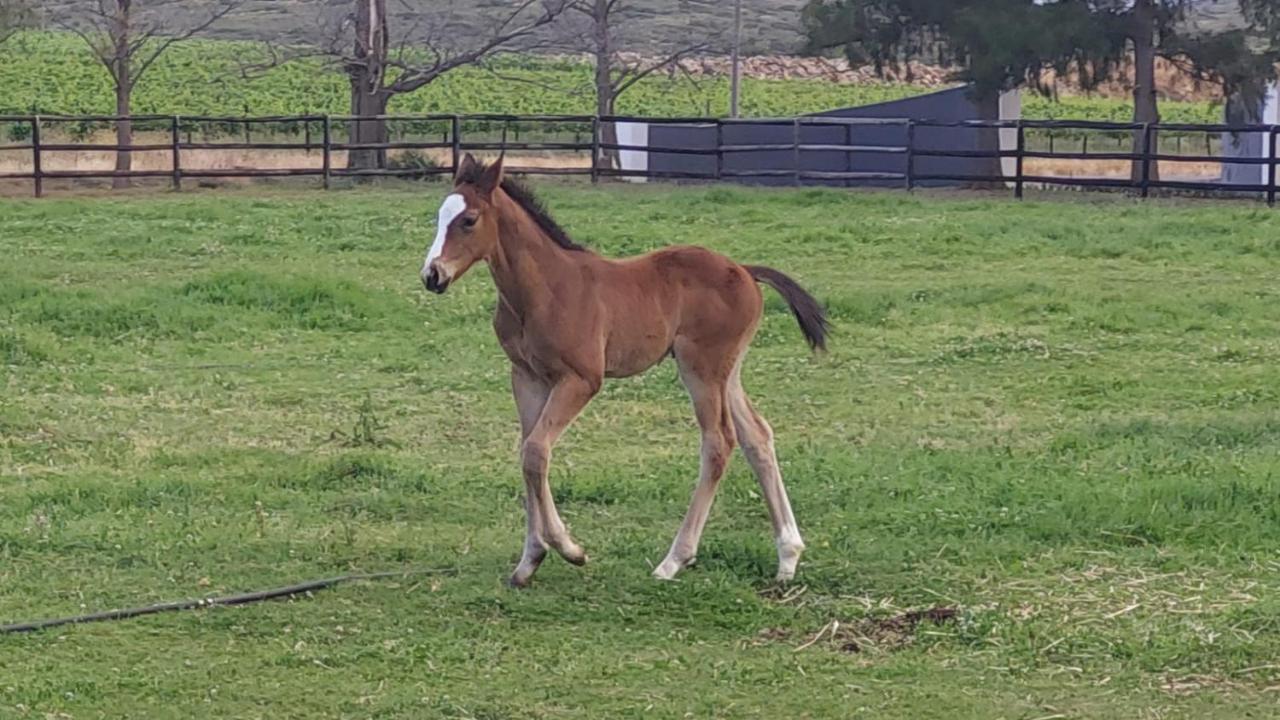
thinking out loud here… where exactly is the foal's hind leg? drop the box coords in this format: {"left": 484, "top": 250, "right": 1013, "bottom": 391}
{"left": 728, "top": 366, "right": 804, "bottom": 582}
{"left": 653, "top": 352, "right": 736, "bottom": 581}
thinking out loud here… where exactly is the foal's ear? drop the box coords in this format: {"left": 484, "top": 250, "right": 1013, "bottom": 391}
{"left": 477, "top": 155, "right": 505, "bottom": 197}
{"left": 455, "top": 152, "right": 479, "bottom": 182}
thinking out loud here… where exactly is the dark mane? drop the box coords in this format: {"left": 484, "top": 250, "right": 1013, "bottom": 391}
{"left": 457, "top": 160, "right": 586, "bottom": 252}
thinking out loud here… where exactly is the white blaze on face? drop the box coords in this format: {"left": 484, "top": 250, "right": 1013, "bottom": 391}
{"left": 424, "top": 193, "right": 467, "bottom": 273}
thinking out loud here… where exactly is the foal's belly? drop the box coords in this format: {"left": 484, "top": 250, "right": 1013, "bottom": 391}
{"left": 603, "top": 311, "right": 674, "bottom": 378}
{"left": 604, "top": 336, "right": 671, "bottom": 378}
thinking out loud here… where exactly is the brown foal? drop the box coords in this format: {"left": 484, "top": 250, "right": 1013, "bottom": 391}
{"left": 421, "top": 154, "right": 829, "bottom": 586}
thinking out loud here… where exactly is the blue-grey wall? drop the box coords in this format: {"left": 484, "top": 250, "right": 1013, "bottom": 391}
{"left": 646, "top": 85, "right": 1004, "bottom": 187}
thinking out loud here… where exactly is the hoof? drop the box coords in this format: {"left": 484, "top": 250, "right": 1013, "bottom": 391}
{"left": 551, "top": 538, "right": 588, "bottom": 566}
{"left": 507, "top": 573, "right": 533, "bottom": 589}
{"left": 775, "top": 541, "right": 803, "bottom": 583}
{"left": 652, "top": 555, "right": 693, "bottom": 581}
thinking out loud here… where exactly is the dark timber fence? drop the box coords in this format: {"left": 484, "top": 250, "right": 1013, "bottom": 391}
{"left": 0, "top": 113, "right": 1277, "bottom": 204}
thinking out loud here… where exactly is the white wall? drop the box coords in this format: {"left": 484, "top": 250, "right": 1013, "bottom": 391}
{"left": 999, "top": 89, "right": 1023, "bottom": 181}
{"left": 1221, "top": 82, "right": 1277, "bottom": 187}
{"left": 1266, "top": 83, "right": 1278, "bottom": 187}
{"left": 615, "top": 122, "right": 649, "bottom": 182}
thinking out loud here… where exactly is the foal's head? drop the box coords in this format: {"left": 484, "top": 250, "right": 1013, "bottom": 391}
{"left": 421, "top": 153, "right": 506, "bottom": 294}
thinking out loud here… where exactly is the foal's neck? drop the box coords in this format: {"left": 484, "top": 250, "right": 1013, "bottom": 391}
{"left": 486, "top": 191, "right": 582, "bottom": 315}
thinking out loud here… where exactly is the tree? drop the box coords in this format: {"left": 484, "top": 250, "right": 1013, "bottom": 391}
{"left": 803, "top": 1, "right": 1280, "bottom": 182}
{"left": 55, "top": 1, "right": 242, "bottom": 188}
{"left": 1095, "top": 1, "right": 1279, "bottom": 179}
{"left": 804, "top": 0, "right": 1111, "bottom": 181}
{"left": 565, "top": 0, "right": 714, "bottom": 171}
{"left": 320, "top": 0, "right": 569, "bottom": 170}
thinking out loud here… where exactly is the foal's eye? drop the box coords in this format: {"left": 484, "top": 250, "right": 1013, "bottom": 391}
{"left": 461, "top": 216, "right": 478, "bottom": 229}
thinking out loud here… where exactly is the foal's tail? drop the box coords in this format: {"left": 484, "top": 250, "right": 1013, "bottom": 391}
{"left": 744, "top": 265, "right": 830, "bottom": 352}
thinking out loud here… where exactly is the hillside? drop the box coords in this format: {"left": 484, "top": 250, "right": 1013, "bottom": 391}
{"left": 36, "top": 0, "right": 1251, "bottom": 57}
{"left": 37, "top": 0, "right": 813, "bottom": 55}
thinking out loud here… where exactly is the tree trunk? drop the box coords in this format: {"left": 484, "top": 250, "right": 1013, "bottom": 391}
{"left": 114, "top": 75, "right": 133, "bottom": 189}
{"left": 973, "top": 90, "right": 1003, "bottom": 189}
{"left": 348, "top": 82, "right": 390, "bottom": 171}
{"left": 597, "top": 93, "right": 620, "bottom": 174}
{"left": 1130, "top": 0, "right": 1160, "bottom": 184}
{"left": 591, "top": 0, "right": 619, "bottom": 172}
{"left": 729, "top": 0, "right": 742, "bottom": 117}
{"left": 112, "top": 0, "right": 132, "bottom": 189}
{"left": 347, "top": 0, "right": 390, "bottom": 171}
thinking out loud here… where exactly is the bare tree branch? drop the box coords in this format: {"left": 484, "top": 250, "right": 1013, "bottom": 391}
{"left": 134, "top": 0, "right": 241, "bottom": 78}
{"left": 235, "top": 41, "right": 331, "bottom": 80}
{"left": 612, "top": 41, "right": 711, "bottom": 98}
{"left": 479, "top": 60, "right": 593, "bottom": 97}
{"left": 53, "top": 1, "right": 243, "bottom": 84}
{"left": 0, "top": 0, "right": 35, "bottom": 43}
{"left": 384, "top": 0, "right": 569, "bottom": 95}
{"left": 54, "top": 16, "right": 120, "bottom": 79}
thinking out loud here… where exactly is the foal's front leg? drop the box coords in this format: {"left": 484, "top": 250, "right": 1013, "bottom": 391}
{"left": 509, "top": 372, "right": 598, "bottom": 587}
{"left": 510, "top": 367, "right": 551, "bottom": 586}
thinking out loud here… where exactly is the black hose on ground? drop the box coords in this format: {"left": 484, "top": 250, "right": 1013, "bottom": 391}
{"left": 1, "top": 568, "right": 456, "bottom": 634}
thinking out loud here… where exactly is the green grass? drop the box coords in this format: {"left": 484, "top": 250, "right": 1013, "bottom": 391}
{"left": 3, "top": 183, "right": 1280, "bottom": 718}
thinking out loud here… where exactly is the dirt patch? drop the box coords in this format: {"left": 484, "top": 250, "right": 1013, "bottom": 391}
{"left": 0, "top": 130, "right": 589, "bottom": 182}
{"left": 1027, "top": 157, "right": 1221, "bottom": 181}
{"left": 757, "top": 606, "right": 960, "bottom": 655}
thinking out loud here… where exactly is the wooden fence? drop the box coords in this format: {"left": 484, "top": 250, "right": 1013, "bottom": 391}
{"left": 1, "top": 113, "right": 1277, "bottom": 204}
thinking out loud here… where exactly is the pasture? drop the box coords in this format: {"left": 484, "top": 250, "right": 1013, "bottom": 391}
{"left": 2, "top": 184, "right": 1279, "bottom": 718}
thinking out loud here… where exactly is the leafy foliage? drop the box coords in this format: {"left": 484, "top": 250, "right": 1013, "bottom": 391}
{"left": 801, "top": 0, "right": 1123, "bottom": 100}
{"left": 802, "top": 0, "right": 1280, "bottom": 113}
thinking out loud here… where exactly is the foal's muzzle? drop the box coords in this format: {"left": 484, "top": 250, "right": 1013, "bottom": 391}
{"left": 423, "top": 265, "right": 450, "bottom": 294}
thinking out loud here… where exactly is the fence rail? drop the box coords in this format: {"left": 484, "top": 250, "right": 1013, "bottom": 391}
{"left": 1, "top": 113, "right": 1276, "bottom": 204}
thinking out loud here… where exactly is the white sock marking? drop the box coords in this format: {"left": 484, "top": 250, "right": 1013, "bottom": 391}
{"left": 424, "top": 193, "right": 466, "bottom": 273}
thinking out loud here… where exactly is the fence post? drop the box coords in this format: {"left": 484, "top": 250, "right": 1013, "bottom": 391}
{"left": 1269, "top": 127, "right": 1278, "bottom": 207}
{"left": 904, "top": 120, "right": 915, "bottom": 191}
{"left": 451, "top": 115, "right": 461, "bottom": 175}
{"left": 792, "top": 117, "right": 802, "bottom": 186}
{"left": 30, "top": 115, "right": 42, "bottom": 198}
{"left": 590, "top": 116, "right": 600, "bottom": 184}
{"left": 1014, "top": 121, "right": 1025, "bottom": 200}
{"left": 1140, "top": 123, "right": 1153, "bottom": 198}
{"left": 170, "top": 115, "right": 182, "bottom": 191}
{"left": 715, "top": 119, "right": 724, "bottom": 181}
{"left": 321, "top": 115, "right": 331, "bottom": 190}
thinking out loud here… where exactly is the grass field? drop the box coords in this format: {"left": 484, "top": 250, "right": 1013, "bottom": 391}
{"left": 2, "top": 183, "right": 1280, "bottom": 718}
